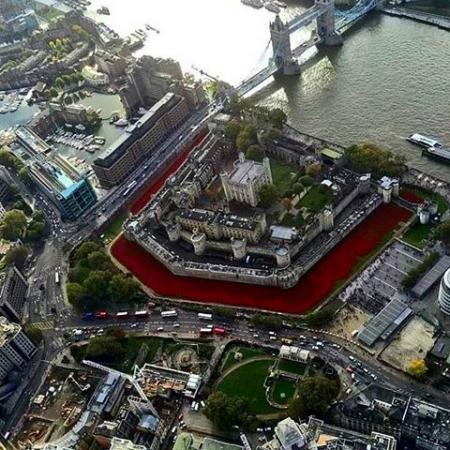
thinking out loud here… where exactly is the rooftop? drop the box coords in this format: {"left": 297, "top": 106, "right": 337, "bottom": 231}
{"left": 228, "top": 158, "right": 266, "bottom": 185}
{"left": 0, "top": 316, "right": 20, "bottom": 347}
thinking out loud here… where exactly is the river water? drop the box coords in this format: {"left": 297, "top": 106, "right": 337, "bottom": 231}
{"left": 3, "top": 0, "right": 450, "bottom": 178}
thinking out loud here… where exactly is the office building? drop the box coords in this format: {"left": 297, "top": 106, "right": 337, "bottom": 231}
{"left": 15, "top": 126, "right": 97, "bottom": 220}
{"left": 0, "top": 316, "right": 36, "bottom": 384}
{"left": 93, "top": 93, "right": 189, "bottom": 188}
{"left": 0, "top": 265, "right": 28, "bottom": 322}
{"left": 438, "top": 268, "right": 450, "bottom": 315}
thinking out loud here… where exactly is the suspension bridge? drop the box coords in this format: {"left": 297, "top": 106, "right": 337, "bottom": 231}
{"left": 236, "top": 0, "right": 383, "bottom": 96}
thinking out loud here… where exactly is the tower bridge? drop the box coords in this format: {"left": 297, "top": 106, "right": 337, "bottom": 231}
{"left": 237, "top": 0, "right": 382, "bottom": 96}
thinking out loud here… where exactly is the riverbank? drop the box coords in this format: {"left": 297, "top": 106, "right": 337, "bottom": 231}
{"left": 381, "top": 6, "right": 450, "bottom": 30}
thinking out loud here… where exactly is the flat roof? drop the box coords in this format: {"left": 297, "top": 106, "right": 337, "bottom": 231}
{"left": 321, "top": 148, "right": 343, "bottom": 160}
{"left": 412, "top": 255, "right": 450, "bottom": 298}
{"left": 357, "top": 298, "right": 412, "bottom": 347}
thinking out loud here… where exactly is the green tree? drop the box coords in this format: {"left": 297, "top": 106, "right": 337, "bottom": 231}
{"left": 305, "top": 162, "right": 322, "bottom": 178}
{"left": 54, "top": 77, "right": 64, "bottom": 90}
{"left": 85, "top": 336, "right": 124, "bottom": 363}
{"left": 268, "top": 108, "right": 287, "bottom": 129}
{"left": 66, "top": 282, "right": 87, "bottom": 310}
{"left": 74, "top": 241, "right": 102, "bottom": 263}
{"left": 83, "top": 270, "right": 112, "bottom": 306}
{"left": 258, "top": 184, "right": 279, "bottom": 208}
{"left": 108, "top": 273, "right": 140, "bottom": 303}
{"left": 224, "top": 120, "right": 242, "bottom": 140}
{"left": 4, "top": 245, "right": 29, "bottom": 269}
{"left": 245, "top": 145, "right": 265, "bottom": 162}
{"left": 288, "top": 375, "right": 340, "bottom": 419}
{"left": 236, "top": 125, "right": 257, "bottom": 152}
{"left": 433, "top": 220, "right": 450, "bottom": 245}
{"left": 87, "top": 250, "right": 111, "bottom": 270}
{"left": 25, "top": 325, "right": 43, "bottom": 345}
{"left": 0, "top": 209, "right": 27, "bottom": 240}
{"left": 251, "top": 313, "right": 283, "bottom": 329}
{"left": 292, "top": 182, "right": 304, "bottom": 195}
{"left": 304, "top": 309, "right": 334, "bottom": 327}
{"left": 203, "top": 392, "right": 253, "bottom": 430}
{"left": 25, "top": 219, "right": 46, "bottom": 242}
{"left": 299, "top": 175, "right": 314, "bottom": 187}
{"left": 49, "top": 87, "right": 59, "bottom": 98}
{"left": 0, "top": 149, "right": 22, "bottom": 170}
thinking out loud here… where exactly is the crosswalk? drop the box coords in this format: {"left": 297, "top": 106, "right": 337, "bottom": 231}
{"left": 31, "top": 320, "right": 54, "bottom": 330}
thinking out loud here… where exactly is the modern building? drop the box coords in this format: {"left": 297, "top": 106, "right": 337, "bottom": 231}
{"left": 438, "top": 268, "right": 450, "bottom": 315}
{"left": 0, "top": 316, "right": 36, "bottom": 384}
{"left": 15, "top": 126, "right": 97, "bottom": 220}
{"left": 0, "top": 265, "right": 28, "bottom": 322}
{"left": 220, "top": 153, "right": 273, "bottom": 207}
{"left": 93, "top": 93, "right": 189, "bottom": 188}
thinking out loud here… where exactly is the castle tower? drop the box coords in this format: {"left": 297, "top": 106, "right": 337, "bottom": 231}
{"left": 191, "top": 230, "right": 206, "bottom": 255}
{"left": 231, "top": 238, "right": 247, "bottom": 260}
{"left": 382, "top": 186, "right": 392, "bottom": 203}
{"left": 358, "top": 174, "right": 371, "bottom": 195}
{"left": 391, "top": 179, "right": 400, "bottom": 197}
{"left": 270, "top": 15, "right": 301, "bottom": 75}
{"left": 315, "top": 0, "right": 343, "bottom": 46}
{"left": 166, "top": 223, "right": 181, "bottom": 242}
{"left": 275, "top": 246, "right": 291, "bottom": 268}
{"left": 320, "top": 207, "right": 334, "bottom": 231}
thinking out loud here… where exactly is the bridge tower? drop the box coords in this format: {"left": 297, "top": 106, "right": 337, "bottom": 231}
{"left": 315, "top": 0, "right": 343, "bottom": 45}
{"left": 270, "top": 15, "right": 301, "bottom": 75}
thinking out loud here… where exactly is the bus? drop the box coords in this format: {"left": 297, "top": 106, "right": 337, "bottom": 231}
{"left": 199, "top": 327, "right": 213, "bottom": 335}
{"left": 82, "top": 312, "right": 94, "bottom": 321}
{"left": 161, "top": 310, "right": 178, "bottom": 318}
{"left": 116, "top": 311, "right": 129, "bottom": 319}
{"left": 198, "top": 313, "right": 212, "bottom": 321}
{"left": 95, "top": 310, "right": 108, "bottom": 319}
{"left": 213, "top": 327, "right": 226, "bottom": 335}
{"left": 122, "top": 180, "right": 137, "bottom": 197}
{"left": 134, "top": 310, "right": 149, "bottom": 319}
{"left": 55, "top": 271, "right": 60, "bottom": 285}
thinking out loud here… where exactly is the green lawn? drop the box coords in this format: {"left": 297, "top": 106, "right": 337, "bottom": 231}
{"left": 217, "top": 359, "right": 277, "bottom": 415}
{"left": 104, "top": 212, "right": 127, "bottom": 240}
{"left": 281, "top": 212, "right": 304, "bottom": 228}
{"left": 402, "top": 185, "right": 449, "bottom": 214}
{"left": 298, "top": 184, "right": 333, "bottom": 213}
{"left": 270, "top": 159, "right": 298, "bottom": 196}
{"left": 221, "top": 346, "right": 268, "bottom": 373}
{"left": 272, "top": 379, "right": 296, "bottom": 405}
{"left": 119, "top": 337, "right": 162, "bottom": 373}
{"left": 402, "top": 222, "right": 433, "bottom": 249}
{"left": 277, "top": 359, "right": 307, "bottom": 375}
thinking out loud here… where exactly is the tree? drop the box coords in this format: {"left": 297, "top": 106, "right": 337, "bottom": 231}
{"left": 258, "top": 184, "right": 279, "bottom": 208}
{"left": 107, "top": 327, "right": 126, "bottom": 340}
{"left": 292, "top": 182, "right": 304, "bottom": 195}
{"left": 74, "top": 241, "right": 102, "bottom": 263}
{"left": 268, "top": 108, "right": 287, "bottom": 129}
{"left": 54, "top": 77, "right": 64, "bottom": 90}
{"left": 304, "top": 309, "right": 334, "bottom": 327}
{"left": 83, "top": 270, "right": 112, "bottom": 306}
{"left": 282, "top": 197, "right": 293, "bottom": 211}
{"left": 0, "top": 209, "right": 27, "bottom": 240}
{"left": 108, "top": 273, "right": 140, "bottom": 303}
{"left": 66, "top": 282, "right": 87, "bottom": 310}
{"left": 87, "top": 250, "right": 111, "bottom": 270}
{"left": 0, "top": 149, "right": 22, "bottom": 170}
{"left": 25, "top": 325, "right": 43, "bottom": 345}
{"left": 305, "top": 162, "right": 322, "bottom": 178}
{"left": 236, "top": 125, "right": 257, "bottom": 152}
{"left": 64, "top": 95, "right": 73, "bottom": 105}
{"left": 85, "top": 336, "right": 124, "bottom": 363}
{"left": 224, "top": 120, "right": 242, "bottom": 141}
{"left": 407, "top": 359, "right": 428, "bottom": 378}
{"left": 299, "top": 175, "right": 314, "bottom": 187}
{"left": 203, "top": 392, "right": 253, "bottom": 430}
{"left": 4, "top": 245, "right": 29, "bottom": 269}
{"left": 251, "top": 313, "right": 283, "bottom": 329}
{"left": 288, "top": 375, "right": 340, "bottom": 419}
{"left": 245, "top": 144, "right": 265, "bottom": 162}
{"left": 25, "top": 219, "right": 46, "bottom": 242}
{"left": 433, "top": 221, "right": 450, "bottom": 245}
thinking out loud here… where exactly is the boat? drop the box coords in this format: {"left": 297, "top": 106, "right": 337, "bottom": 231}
{"left": 241, "top": 0, "right": 264, "bottom": 8}
{"left": 407, "top": 133, "right": 442, "bottom": 149}
{"left": 264, "top": 2, "right": 281, "bottom": 13}
{"left": 422, "top": 146, "right": 450, "bottom": 164}
{"left": 114, "top": 118, "right": 129, "bottom": 127}
{"left": 97, "top": 6, "right": 110, "bottom": 14}
{"left": 274, "top": 0, "right": 287, "bottom": 7}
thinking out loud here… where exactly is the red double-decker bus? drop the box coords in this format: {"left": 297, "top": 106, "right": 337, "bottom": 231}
{"left": 213, "top": 327, "right": 226, "bottom": 335}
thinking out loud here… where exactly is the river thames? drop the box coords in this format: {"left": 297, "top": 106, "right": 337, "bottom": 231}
{"left": 4, "top": 0, "right": 450, "bottom": 178}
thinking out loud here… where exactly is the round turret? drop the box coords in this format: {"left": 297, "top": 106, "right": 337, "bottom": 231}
{"left": 275, "top": 246, "right": 291, "bottom": 268}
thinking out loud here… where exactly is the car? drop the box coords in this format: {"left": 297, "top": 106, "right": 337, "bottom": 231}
{"left": 311, "top": 345, "right": 319, "bottom": 350}
{"left": 173, "top": 323, "right": 180, "bottom": 328}
{"left": 157, "top": 327, "right": 164, "bottom": 332}
{"left": 253, "top": 333, "right": 259, "bottom": 338}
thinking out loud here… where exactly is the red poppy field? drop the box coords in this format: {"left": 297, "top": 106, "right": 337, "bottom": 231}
{"left": 112, "top": 200, "right": 411, "bottom": 314}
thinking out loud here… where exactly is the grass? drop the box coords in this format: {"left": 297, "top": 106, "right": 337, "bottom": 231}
{"left": 104, "top": 212, "right": 127, "bottom": 240}
{"left": 402, "top": 185, "right": 449, "bottom": 214}
{"left": 119, "top": 337, "right": 162, "bottom": 373}
{"left": 402, "top": 222, "right": 433, "bottom": 249}
{"left": 272, "top": 379, "right": 296, "bottom": 405}
{"left": 298, "top": 184, "right": 333, "bottom": 213}
{"left": 270, "top": 159, "right": 299, "bottom": 196}
{"left": 221, "top": 346, "right": 268, "bottom": 373}
{"left": 217, "top": 359, "right": 277, "bottom": 415}
{"left": 277, "top": 359, "right": 307, "bottom": 375}
{"left": 281, "top": 212, "right": 304, "bottom": 228}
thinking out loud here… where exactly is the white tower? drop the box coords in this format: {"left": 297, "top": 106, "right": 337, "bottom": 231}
{"left": 191, "top": 231, "right": 206, "bottom": 255}
{"left": 231, "top": 238, "right": 247, "bottom": 260}
{"left": 166, "top": 223, "right": 181, "bottom": 242}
